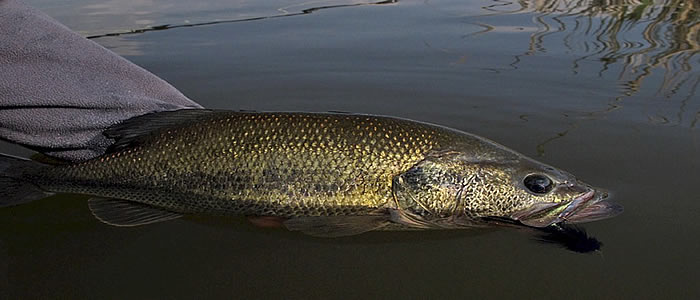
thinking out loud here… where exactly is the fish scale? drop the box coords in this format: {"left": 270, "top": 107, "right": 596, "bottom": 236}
{"left": 33, "top": 111, "right": 461, "bottom": 217}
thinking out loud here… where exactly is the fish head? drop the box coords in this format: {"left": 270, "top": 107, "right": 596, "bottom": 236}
{"left": 494, "top": 156, "right": 622, "bottom": 227}
{"left": 392, "top": 147, "right": 622, "bottom": 229}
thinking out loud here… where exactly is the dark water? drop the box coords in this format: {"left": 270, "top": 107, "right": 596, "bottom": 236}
{"left": 2, "top": 0, "right": 699, "bottom": 298}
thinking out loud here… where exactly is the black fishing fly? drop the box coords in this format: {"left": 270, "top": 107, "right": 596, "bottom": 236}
{"left": 535, "top": 223, "right": 602, "bottom": 253}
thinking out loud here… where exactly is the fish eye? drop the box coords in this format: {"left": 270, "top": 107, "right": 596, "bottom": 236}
{"left": 523, "top": 174, "right": 553, "bottom": 194}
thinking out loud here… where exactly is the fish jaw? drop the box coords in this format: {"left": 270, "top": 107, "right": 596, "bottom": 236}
{"left": 510, "top": 189, "right": 621, "bottom": 227}
{"left": 564, "top": 192, "right": 623, "bottom": 224}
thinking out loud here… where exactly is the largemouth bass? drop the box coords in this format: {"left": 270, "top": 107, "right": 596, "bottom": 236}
{"left": 0, "top": 109, "right": 622, "bottom": 236}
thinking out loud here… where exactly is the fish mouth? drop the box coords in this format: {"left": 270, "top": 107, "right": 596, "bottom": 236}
{"left": 507, "top": 189, "right": 623, "bottom": 228}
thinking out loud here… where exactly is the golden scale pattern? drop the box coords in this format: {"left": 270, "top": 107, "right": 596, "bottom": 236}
{"left": 41, "top": 112, "right": 468, "bottom": 217}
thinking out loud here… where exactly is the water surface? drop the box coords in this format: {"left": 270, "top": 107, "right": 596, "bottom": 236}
{"left": 2, "top": 0, "right": 699, "bottom": 298}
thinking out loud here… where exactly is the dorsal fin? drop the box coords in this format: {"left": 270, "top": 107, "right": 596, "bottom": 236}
{"left": 103, "top": 108, "right": 216, "bottom": 152}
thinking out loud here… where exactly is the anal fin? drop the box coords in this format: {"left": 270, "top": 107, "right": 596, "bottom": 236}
{"left": 283, "top": 215, "right": 389, "bottom": 237}
{"left": 248, "top": 216, "right": 287, "bottom": 228}
{"left": 88, "top": 197, "right": 182, "bottom": 227}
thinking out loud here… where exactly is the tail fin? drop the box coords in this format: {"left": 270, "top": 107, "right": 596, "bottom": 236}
{"left": 0, "top": 154, "right": 54, "bottom": 207}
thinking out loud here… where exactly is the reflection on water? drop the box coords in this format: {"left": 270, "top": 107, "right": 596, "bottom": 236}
{"left": 29, "top": 0, "right": 395, "bottom": 35}
{"left": 468, "top": 0, "right": 699, "bottom": 152}
{"left": 79, "top": 0, "right": 697, "bottom": 129}
{"left": 478, "top": 0, "right": 697, "bottom": 112}
{"left": 84, "top": 0, "right": 398, "bottom": 39}
{"left": 78, "top": 0, "right": 398, "bottom": 39}
{"left": 82, "top": 0, "right": 398, "bottom": 55}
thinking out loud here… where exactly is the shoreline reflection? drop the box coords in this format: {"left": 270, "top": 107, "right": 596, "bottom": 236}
{"left": 475, "top": 0, "right": 698, "bottom": 102}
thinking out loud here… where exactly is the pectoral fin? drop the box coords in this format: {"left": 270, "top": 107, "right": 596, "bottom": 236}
{"left": 389, "top": 208, "right": 436, "bottom": 229}
{"left": 88, "top": 197, "right": 182, "bottom": 227}
{"left": 283, "top": 215, "right": 390, "bottom": 237}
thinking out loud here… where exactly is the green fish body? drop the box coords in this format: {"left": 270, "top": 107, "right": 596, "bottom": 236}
{"left": 1, "top": 109, "right": 622, "bottom": 236}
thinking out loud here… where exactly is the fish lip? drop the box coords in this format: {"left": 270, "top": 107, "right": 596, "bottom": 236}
{"left": 564, "top": 190, "right": 623, "bottom": 224}
{"left": 507, "top": 189, "right": 600, "bottom": 228}
{"left": 488, "top": 188, "right": 621, "bottom": 228}
{"left": 559, "top": 190, "right": 598, "bottom": 220}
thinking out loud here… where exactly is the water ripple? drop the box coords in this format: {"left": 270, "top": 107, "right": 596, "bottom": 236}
{"left": 475, "top": 0, "right": 698, "bottom": 101}
{"left": 85, "top": 0, "right": 399, "bottom": 39}
{"left": 469, "top": 0, "right": 697, "bottom": 154}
